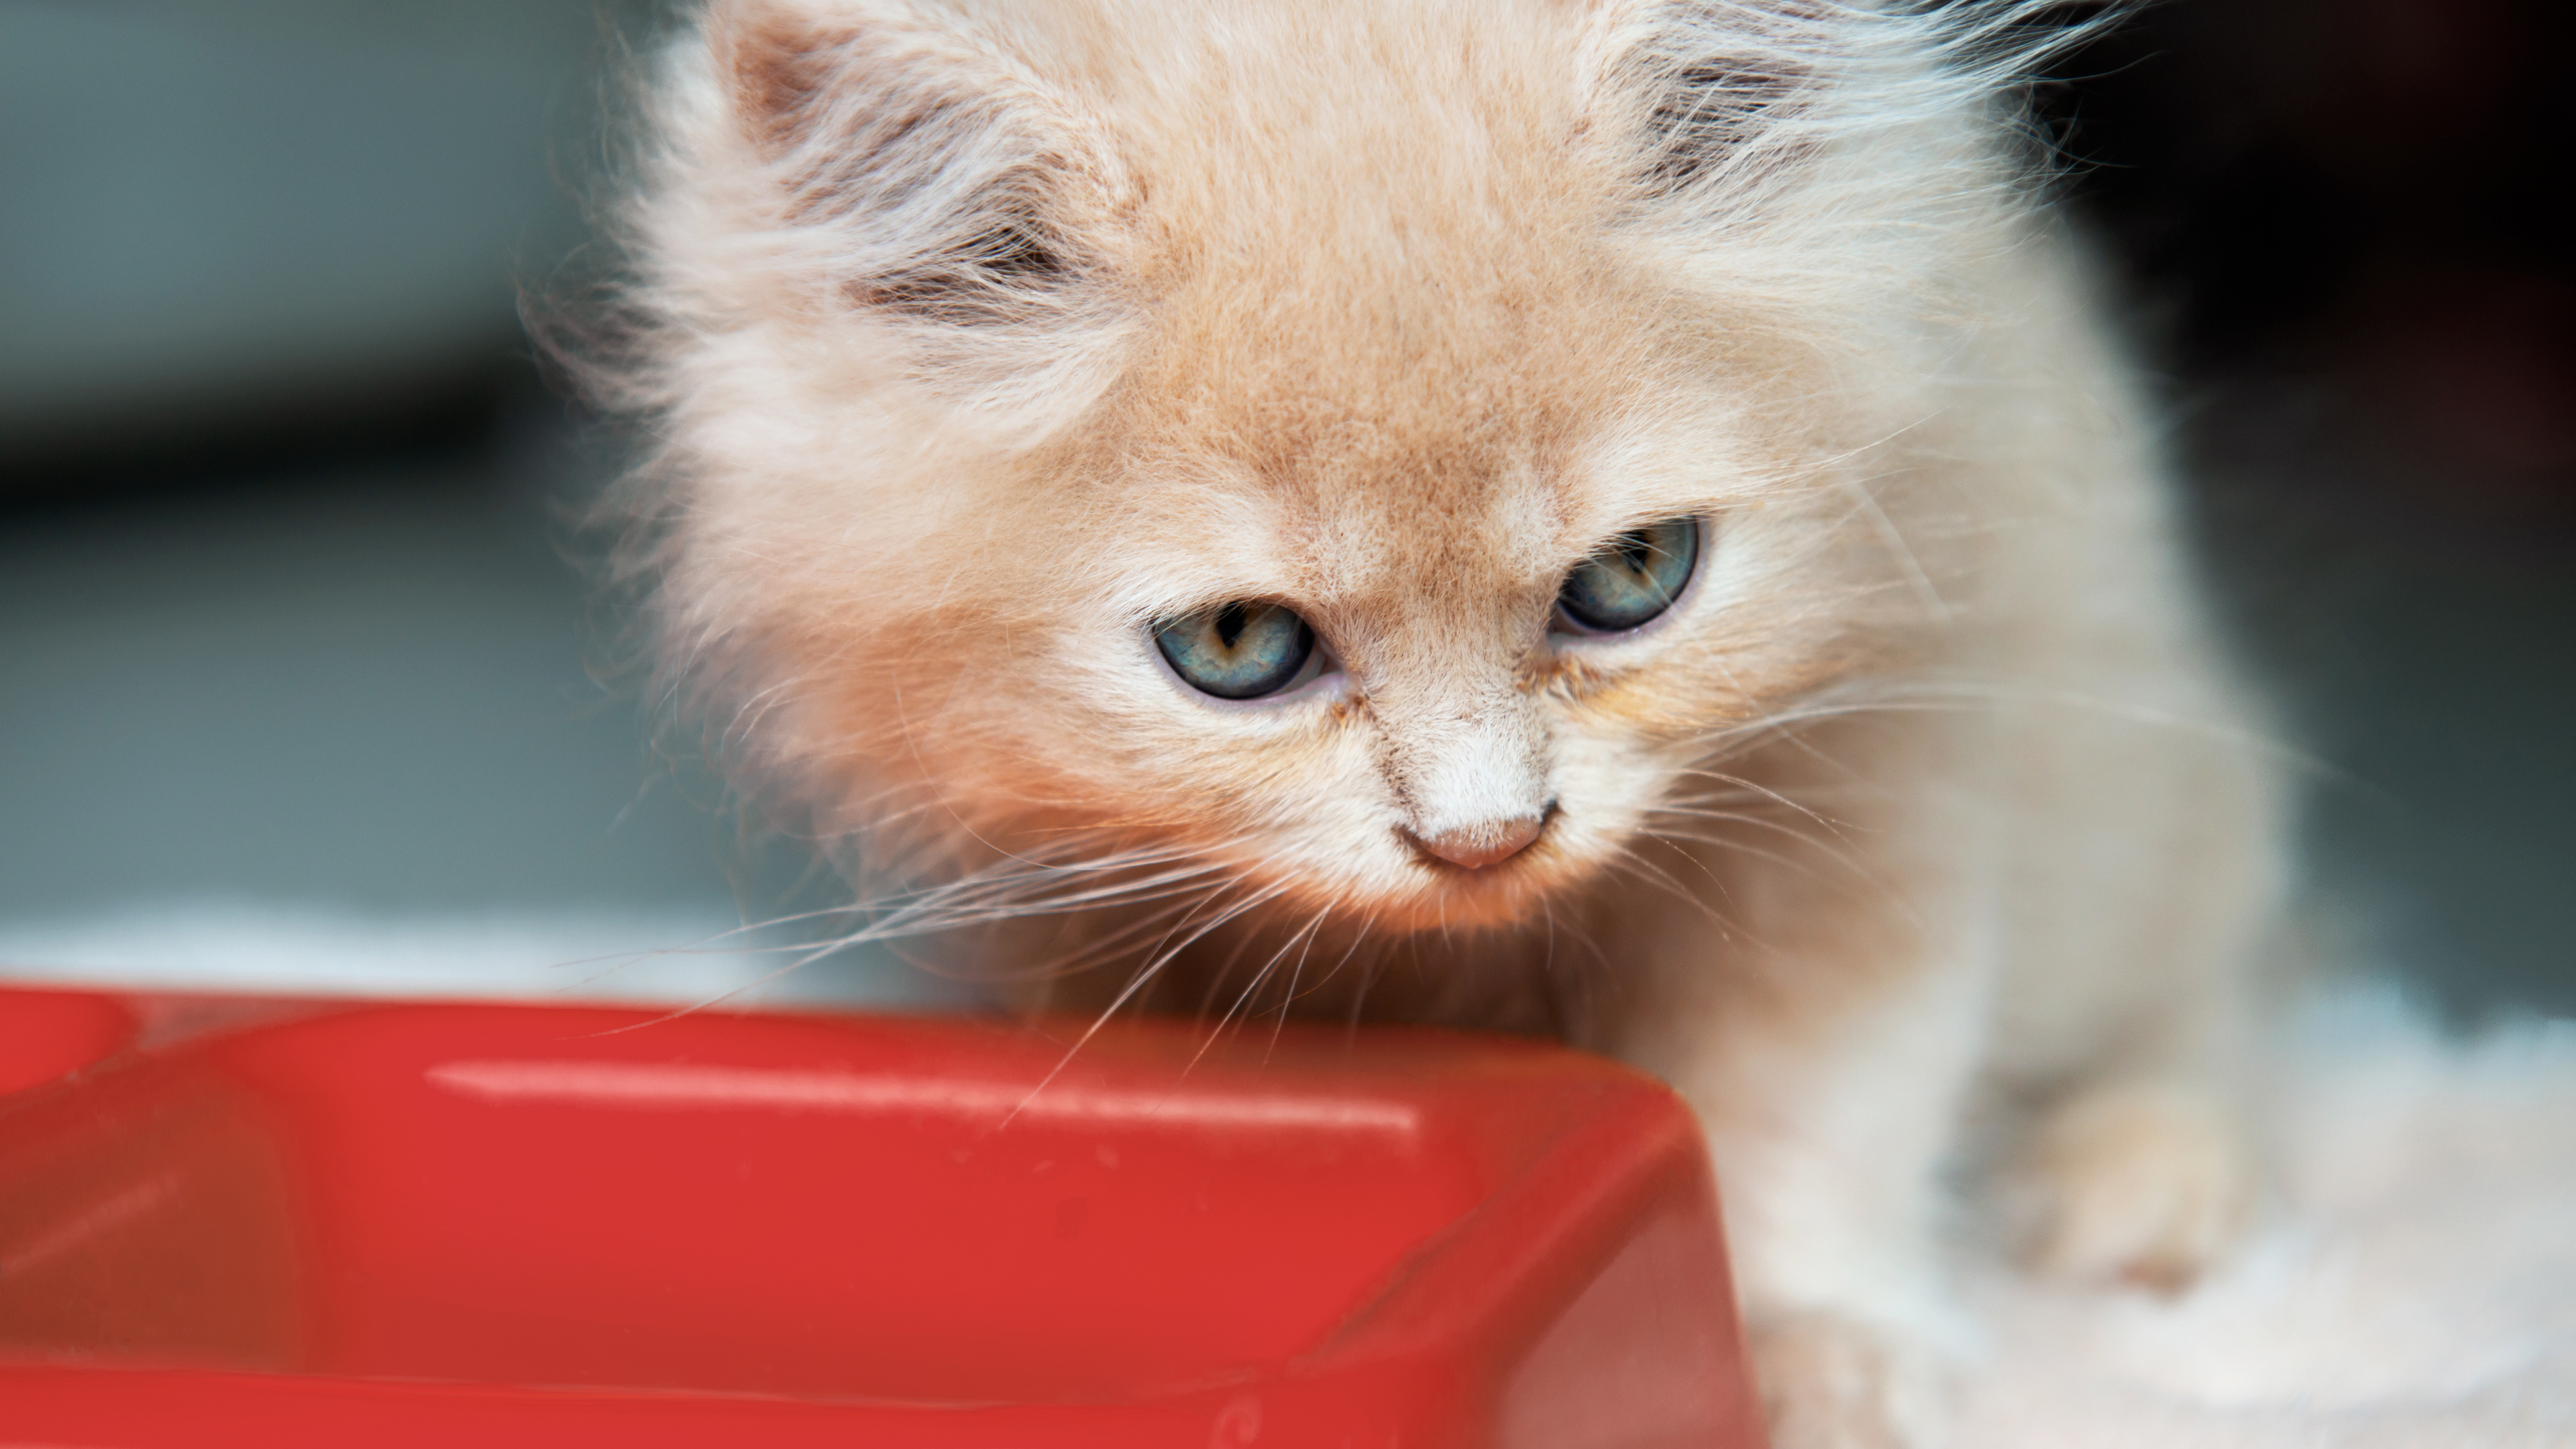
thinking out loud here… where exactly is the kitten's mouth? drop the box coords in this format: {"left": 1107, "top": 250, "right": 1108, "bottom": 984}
{"left": 1400, "top": 802, "right": 1558, "bottom": 873}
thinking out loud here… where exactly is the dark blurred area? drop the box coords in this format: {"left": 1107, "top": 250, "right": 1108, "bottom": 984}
{"left": 0, "top": 1, "right": 2567, "bottom": 1014}
{"left": 2041, "top": 0, "right": 2576, "bottom": 1018}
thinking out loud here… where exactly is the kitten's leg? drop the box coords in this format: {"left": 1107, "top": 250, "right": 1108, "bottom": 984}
{"left": 1614, "top": 943, "right": 1994, "bottom": 1449}
{"left": 1993, "top": 741, "right": 2277, "bottom": 1293}
{"left": 2013, "top": 1073, "right": 2253, "bottom": 1291}
{"left": 2007, "top": 943, "right": 2264, "bottom": 1293}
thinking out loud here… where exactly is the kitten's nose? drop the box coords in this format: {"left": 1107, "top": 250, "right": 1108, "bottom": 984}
{"left": 1407, "top": 812, "right": 1547, "bottom": 871}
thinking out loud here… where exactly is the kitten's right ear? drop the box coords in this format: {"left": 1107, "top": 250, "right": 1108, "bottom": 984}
{"left": 1589, "top": 0, "right": 1830, "bottom": 201}
{"left": 700, "top": 0, "right": 1124, "bottom": 329}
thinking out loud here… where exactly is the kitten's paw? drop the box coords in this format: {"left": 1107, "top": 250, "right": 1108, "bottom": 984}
{"left": 1747, "top": 1309, "right": 1951, "bottom": 1449}
{"left": 2015, "top": 1080, "right": 2253, "bottom": 1292}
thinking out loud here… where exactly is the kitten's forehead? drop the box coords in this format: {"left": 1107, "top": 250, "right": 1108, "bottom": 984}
{"left": 888, "top": 0, "right": 1773, "bottom": 622}
{"left": 1108, "top": 329, "right": 1613, "bottom": 611}
{"left": 1104, "top": 240, "right": 1654, "bottom": 608}
{"left": 1136, "top": 312, "right": 1755, "bottom": 624}
{"left": 1102, "top": 428, "right": 1564, "bottom": 617}
{"left": 1095, "top": 263, "right": 1721, "bottom": 627}
{"left": 1056, "top": 0, "right": 1723, "bottom": 602}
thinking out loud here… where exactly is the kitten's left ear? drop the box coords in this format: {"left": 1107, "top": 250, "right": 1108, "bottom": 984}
{"left": 700, "top": 0, "right": 1130, "bottom": 329}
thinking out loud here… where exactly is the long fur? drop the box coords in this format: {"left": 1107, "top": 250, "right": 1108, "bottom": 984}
{"left": 584, "top": 3, "right": 2294, "bottom": 1443}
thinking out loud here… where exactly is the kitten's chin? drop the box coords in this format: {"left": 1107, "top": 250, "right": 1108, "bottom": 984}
{"left": 1396, "top": 873, "right": 1558, "bottom": 932}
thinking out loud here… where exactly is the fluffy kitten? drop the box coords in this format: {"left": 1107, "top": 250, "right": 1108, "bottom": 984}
{"left": 602, "top": 1, "right": 2290, "bottom": 1443}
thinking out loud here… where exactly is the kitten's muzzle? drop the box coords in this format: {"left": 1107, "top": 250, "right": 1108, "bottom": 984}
{"left": 1403, "top": 806, "right": 1552, "bottom": 871}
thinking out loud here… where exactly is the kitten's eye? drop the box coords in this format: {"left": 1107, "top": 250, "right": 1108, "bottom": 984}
{"left": 1557, "top": 517, "right": 1699, "bottom": 633}
{"left": 1155, "top": 601, "right": 1319, "bottom": 700}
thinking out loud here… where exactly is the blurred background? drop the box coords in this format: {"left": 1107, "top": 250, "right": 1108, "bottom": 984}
{"left": 0, "top": 0, "right": 2567, "bottom": 1018}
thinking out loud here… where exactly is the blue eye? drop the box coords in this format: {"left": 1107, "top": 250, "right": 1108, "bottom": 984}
{"left": 1557, "top": 518, "right": 1699, "bottom": 633}
{"left": 1156, "top": 601, "right": 1318, "bottom": 700}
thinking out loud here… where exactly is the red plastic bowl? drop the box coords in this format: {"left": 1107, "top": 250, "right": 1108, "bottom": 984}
{"left": 0, "top": 987, "right": 1763, "bottom": 1447}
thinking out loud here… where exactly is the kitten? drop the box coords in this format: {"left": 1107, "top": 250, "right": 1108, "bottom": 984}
{"left": 600, "top": 1, "right": 2289, "bottom": 1443}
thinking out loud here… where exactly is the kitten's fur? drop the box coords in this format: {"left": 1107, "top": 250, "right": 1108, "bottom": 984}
{"left": 604, "top": 2, "right": 2289, "bottom": 1443}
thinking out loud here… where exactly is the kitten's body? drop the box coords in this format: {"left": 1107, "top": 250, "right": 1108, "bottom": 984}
{"left": 608, "top": 3, "right": 2288, "bottom": 1443}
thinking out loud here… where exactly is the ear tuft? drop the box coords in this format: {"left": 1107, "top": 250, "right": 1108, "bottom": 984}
{"left": 704, "top": 0, "right": 1108, "bottom": 327}
{"left": 1609, "top": 1, "right": 1835, "bottom": 199}
{"left": 864, "top": 209, "right": 1071, "bottom": 319}
{"left": 1643, "top": 57, "right": 1811, "bottom": 191}
{"left": 722, "top": 3, "right": 847, "bottom": 152}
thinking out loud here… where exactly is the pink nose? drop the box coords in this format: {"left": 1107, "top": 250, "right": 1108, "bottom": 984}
{"left": 1408, "top": 814, "right": 1546, "bottom": 871}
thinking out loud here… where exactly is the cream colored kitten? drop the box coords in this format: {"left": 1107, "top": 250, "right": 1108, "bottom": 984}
{"left": 605, "top": 1, "right": 2289, "bottom": 1443}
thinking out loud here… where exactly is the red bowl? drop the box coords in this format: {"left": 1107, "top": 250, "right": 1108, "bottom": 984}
{"left": 0, "top": 986, "right": 1763, "bottom": 1447}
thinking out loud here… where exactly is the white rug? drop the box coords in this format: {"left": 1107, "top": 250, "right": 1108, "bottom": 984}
{"left": 1963, "top": 991, "right": 2576, "bottom": 1448}
{"left": 0, "top": 898, "right": 957, "bottom": 1010}
{"left": 5, "top": 904, "right": 2569, "bottom": 1446}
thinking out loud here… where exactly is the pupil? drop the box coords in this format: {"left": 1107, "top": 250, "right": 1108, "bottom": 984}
{"left": 1216, "top": 604, "right": 1247, "bottom": 649}
{"left": 1619, "top": 533, "right": 1652, "bottom": 574}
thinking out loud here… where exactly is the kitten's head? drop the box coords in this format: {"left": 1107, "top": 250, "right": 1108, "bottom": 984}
{"left": 621, "top": 0, "right": 2073, "bottom": 936}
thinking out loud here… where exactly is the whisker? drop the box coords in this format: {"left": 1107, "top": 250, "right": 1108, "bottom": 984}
{"left": 1002, "top": 881, "right": 1289, "bottom": 1129}
{"left": 1206, "top": 909, "right": 1328, "bottom": 1060}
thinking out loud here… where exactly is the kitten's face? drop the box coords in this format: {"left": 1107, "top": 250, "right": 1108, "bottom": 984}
{"left": 647, "top": 0, "right": 1977, "bottom": 932}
